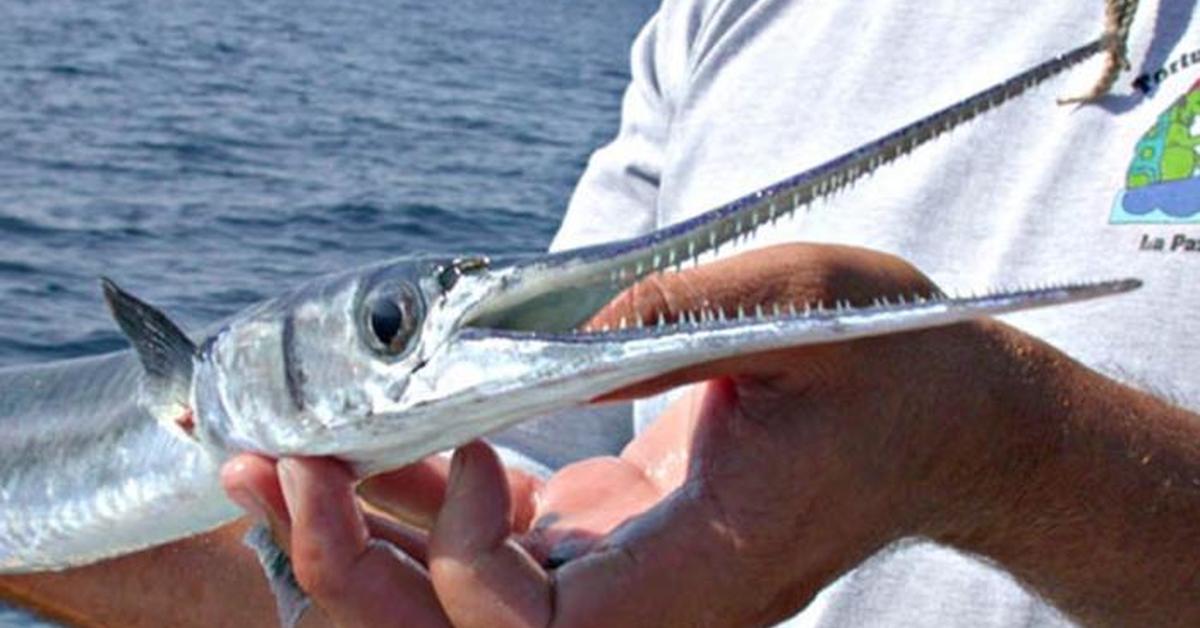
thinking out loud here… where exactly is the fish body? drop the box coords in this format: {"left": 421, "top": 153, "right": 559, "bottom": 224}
{"left": 0, "top": 353, "right": 236, "bottom": 572}
{"left": 0, "top": 38, "right": 1136, "bottom": 578}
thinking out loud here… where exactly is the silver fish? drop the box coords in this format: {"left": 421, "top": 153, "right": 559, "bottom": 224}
{"left": 0, "top": 36, "right": 1134, "bottom": 616}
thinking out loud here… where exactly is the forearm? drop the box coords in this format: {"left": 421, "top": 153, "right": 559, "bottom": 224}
{"left": 0, "top": 519, "right": 330, "bottom": 628}
{"left": 937, "top": 325, "right": 1200, "bottom": 626}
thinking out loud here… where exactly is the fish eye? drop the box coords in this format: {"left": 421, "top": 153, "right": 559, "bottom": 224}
{"left": 365, "top": 287, "right": 422, "bottom": 355}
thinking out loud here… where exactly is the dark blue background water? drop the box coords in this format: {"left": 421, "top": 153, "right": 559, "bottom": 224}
{"left": 0, "top": 1, "right": 655, "bottom": 623}
{"left": 0, "top": 0, "right": 657, "bottom": 370}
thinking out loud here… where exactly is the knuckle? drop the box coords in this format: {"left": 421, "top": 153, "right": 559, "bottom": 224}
{"left": 635, "top": 273, "right": 679, "bottom": 315}
{"left": 292, "top": 550, "right": 348, "bottom": 598}
{"left": 610, "top": 272, "right": 677, "bottom": 324}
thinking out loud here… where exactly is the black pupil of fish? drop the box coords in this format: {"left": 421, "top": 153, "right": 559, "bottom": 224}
{"left": 370, "top": 298, "right": 405, "bottom": 348}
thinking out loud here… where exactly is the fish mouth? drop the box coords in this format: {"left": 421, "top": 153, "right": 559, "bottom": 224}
{"left": 460, "top": 237, "right": 730, "bottom": 340}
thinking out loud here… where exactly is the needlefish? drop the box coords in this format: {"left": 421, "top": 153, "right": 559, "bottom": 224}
{"left": 0, "top": 37, "right": 1138, "bottom": 625}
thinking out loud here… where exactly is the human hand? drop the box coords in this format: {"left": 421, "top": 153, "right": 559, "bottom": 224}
{"left": 223, "top": 243, "right": 1047, "bottom": 627}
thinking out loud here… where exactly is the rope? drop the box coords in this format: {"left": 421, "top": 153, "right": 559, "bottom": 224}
{"left": 1058, "top": 0, "right": 1141, "bottom": 104}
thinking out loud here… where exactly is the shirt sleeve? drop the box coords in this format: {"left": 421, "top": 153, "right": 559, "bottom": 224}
{"left": 549, "top": 9, "right": 674, "bottom": 252}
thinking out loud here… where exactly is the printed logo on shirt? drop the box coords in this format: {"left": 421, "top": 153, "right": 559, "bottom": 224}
{"left": 1111, "top": 78, "right": 1200, "bottom": 227}
{"left": 1131, "top": 45, "right": 1200, "bottom": 96}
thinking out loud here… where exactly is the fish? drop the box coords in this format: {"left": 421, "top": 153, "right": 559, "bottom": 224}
{"left": 0, "top": 36, "right": 1136, "bottom": 624}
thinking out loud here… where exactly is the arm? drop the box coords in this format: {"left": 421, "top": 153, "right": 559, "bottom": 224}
{"left": 932, "top": 336, "right": 1200, "bottom": 626}
{"left": 0, "top": 521, "right": 332, "bottom": 627}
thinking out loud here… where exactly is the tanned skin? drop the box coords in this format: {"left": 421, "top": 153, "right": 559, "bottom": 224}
{"left": 0, "top": 522, "right": 332, "bottom": 628}
{"left": 3, "top": 244, "right": 1198, "bottom": 627}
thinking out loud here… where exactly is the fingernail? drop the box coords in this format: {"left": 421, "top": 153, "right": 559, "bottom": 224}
{"left": 277, "top": 458, "right": 301, "bottom": 517}
{"left": 447, "top": 448, "right": 467, "bottom": 495}
{"left": 228, "top": 488, "right": 270, "bottom": 523}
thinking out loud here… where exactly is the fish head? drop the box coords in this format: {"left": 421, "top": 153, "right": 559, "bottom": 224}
{"left": 194, "top": 255, "right": 493, "bottom": 457}
{"left": 194, "top": 242, "right": 657, "bottom": 465}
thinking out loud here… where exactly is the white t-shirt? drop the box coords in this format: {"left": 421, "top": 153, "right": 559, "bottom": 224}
{"left": 503, "top": 0, "right": 1200, "bottom": 626}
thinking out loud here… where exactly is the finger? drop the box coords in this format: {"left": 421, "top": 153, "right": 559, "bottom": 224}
{"left": 358, "top": 457, "right": 451, "bottom": 529}
{"left": 221, "top": 454, "right": 292, "bottom": 548}
{"left": 363, "top": 511, "right": 429, "bottom": 565}
{"left": 361, "top": 453, "right": 544, "bottom": 532}
{"left": 222, "top": 455, "right": 435, "bottom": 565}
{"left": 279, "top": 457, "right": 450, "bottom": 627}
{"left": 429, "top": 442, "right": 552, "bottom": 628}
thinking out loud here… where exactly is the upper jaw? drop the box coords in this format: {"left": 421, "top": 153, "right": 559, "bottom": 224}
{"left": 455, "top": 234, "right": 689, "bottom": 341}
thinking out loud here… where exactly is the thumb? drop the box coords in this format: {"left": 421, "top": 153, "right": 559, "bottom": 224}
{"left": 429, "top": 442, "right": 553, "bottom": 628}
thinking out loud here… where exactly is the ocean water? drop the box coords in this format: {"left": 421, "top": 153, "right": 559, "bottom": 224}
{"left": 0, "top": 0, "right": 656, "bottom": 367}
{"left": 0, "top": 0, "right": 656, "bottom": 623}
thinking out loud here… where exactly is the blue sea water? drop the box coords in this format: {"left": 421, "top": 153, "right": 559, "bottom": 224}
{"left": 0, "top": 0, "right": 656, "bottom": 623}
{"left": 0, "top": 0, "right": 656, "bottom": 368}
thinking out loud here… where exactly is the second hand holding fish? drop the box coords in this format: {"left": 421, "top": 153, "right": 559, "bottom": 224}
{"left": 223, "top": 243, "right": 1196, "bottom": 628}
